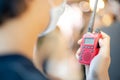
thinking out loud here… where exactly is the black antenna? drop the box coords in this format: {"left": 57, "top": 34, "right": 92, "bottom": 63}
{"left": 88, "top": 0, "right": 98, "bottom": 32}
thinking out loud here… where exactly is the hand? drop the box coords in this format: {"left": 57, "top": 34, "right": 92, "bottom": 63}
{"left": 76, "top": 32, "right": 111, "bottom": 80}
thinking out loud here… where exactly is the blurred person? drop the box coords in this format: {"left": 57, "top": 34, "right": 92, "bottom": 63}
{"left": 49, "top": 2, "right": 84, "bottom": 80}
{"left": 0, "top": 0, "right": 66, "bottom": 80}
{"left": 57, "top": 2, "right": 84, "bottom": 49}
{"left": 0, "top": 0, "right": 110, "bottom": 80}
{"left": 35, "top": 27, "right": 84, "bottom": 80}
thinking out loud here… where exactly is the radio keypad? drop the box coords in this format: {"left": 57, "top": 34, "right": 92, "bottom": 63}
{"left": 82, "top": 46, "right": 94, "bottom": 53}
{"left": 79, "top": 46, "right": 94, "bottom": 62}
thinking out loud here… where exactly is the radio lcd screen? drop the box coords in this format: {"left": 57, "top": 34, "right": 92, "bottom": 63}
{"left": 85, "top": 38, "right": 94, "bottom": 44}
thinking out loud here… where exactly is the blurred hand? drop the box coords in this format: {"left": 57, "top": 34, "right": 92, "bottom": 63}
{"left": 76, "top": 32, "right": 111, "bottom": 80}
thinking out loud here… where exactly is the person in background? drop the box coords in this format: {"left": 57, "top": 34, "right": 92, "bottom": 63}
{"left": 0, "top": 0, "right": 110, "bottom": 80}
{"left": 34, "top": 2, "right": 84, "bottom": 80}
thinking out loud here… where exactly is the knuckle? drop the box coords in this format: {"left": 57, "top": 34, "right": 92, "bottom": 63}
{"left": 106, "top": 34, "right": 110, "bottom": 40}
{"left": 102, "top": 55, "right": 110, "bottom": 61}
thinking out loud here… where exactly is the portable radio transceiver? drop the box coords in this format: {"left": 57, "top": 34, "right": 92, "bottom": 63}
{"left": 78, "top": 32, "right": 102, "bottom": 65}
{"left": 78, "top": 0, "right": 102, "bottom": 65}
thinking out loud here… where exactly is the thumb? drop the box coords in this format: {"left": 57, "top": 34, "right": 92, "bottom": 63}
{"left": 99, "top": 39, "right": 103, "bottom": 47}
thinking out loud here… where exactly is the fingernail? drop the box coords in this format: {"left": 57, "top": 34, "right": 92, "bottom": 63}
{"left": 99, "top": 39, "right": 102, "bottom": 46}
{"left": 76, "top": 54, "right": 79, "bottom": 60}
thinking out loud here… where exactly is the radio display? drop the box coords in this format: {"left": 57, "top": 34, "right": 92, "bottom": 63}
{"left": 84, "top": 38, "right": 94, "bottom": 44}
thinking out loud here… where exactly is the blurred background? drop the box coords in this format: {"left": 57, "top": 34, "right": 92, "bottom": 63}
{"left": 34, "top": 0, "right": 120, "bottom": 80}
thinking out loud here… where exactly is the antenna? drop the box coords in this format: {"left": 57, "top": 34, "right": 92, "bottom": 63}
{"left": 88, "top": 0, "right": 98, "bottom": 32}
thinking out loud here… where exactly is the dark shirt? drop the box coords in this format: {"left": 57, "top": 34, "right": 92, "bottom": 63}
{"left": 0, "top": 54, "right": 48, "bottom": 80}
{"left": 102, "top": 21, "right": 120, "bottom": 80}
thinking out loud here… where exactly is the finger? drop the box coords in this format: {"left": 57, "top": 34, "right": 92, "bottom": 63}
{"left": 99, "top": 39, "right": 103, "bottom": 47}
{"left": 99, "top": 32, "right": 110, "bottom": 47}
{"left": 101, "top": 31, "right": 110, "bottom": 39}
{"left": 85, "top": 65, "right": 90, "bottom": 76}
{"left": 76, "top": 48, "right": 81, "bottom": 60}
{"left": 78, "top": 39, "right": 82, "bottom": 44}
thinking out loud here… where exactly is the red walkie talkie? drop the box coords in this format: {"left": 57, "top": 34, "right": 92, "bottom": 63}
{"left": 78, "top": 0, "right": 102, "bottom": 65}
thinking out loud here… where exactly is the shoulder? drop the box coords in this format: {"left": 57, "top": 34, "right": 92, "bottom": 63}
{"left": 0, "top": 66, "right": 22, "bottom": 80}
{"left": 0, "top": 54, "right": 48, "bottom": 80}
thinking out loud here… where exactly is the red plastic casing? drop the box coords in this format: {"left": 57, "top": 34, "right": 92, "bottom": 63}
{"left": 78, "top": 32, "right": 102, "bottom": 65}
